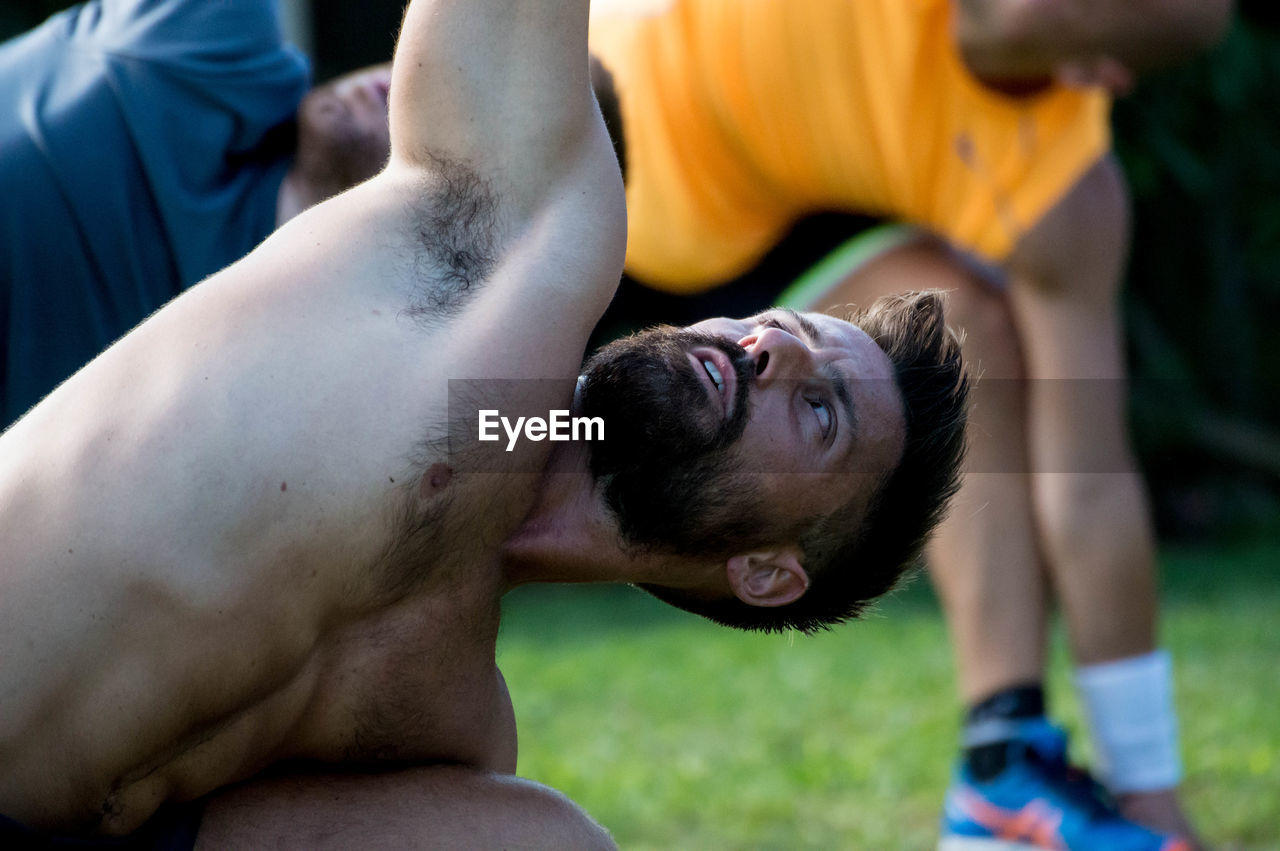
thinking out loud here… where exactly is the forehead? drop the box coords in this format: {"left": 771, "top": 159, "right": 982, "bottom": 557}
{"left": 796, "top": 309, "right": 873, "bottom": 356}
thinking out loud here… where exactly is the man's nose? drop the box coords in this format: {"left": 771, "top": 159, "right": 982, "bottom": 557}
{"left": 738, "top": 327, "right": 814, "bottom": 384}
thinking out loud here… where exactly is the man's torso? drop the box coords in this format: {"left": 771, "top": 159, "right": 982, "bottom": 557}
{"left": 0, "top": 159, "right": 605, "bottom": 834}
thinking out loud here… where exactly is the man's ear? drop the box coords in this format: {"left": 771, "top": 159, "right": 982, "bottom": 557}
{"left": 725, "top": 548, "right": 810, "bottom": 608}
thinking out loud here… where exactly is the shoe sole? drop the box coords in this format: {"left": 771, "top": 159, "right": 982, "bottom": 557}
{"left": 938, "top": 838, "right": 1046, "bottom": 851}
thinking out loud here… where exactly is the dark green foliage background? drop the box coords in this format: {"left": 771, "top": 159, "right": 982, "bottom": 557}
{"left": 1113, "top": 15, "right": 1280, "bottom": 540}
{"left": 4, "top": 2, "right": 1278, "bottom": 539}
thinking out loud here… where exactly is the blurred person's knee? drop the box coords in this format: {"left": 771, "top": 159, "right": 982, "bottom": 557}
{"left": 829, "top": 236, "right": 1028, "bottom": 425}
{"left": 826, "top": 235, "right": 1019, "bottom": 355}
{"left": 1010, "top": 155, "right": 1131, "bottom": 302}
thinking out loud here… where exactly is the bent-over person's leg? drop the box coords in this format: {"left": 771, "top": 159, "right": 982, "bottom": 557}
{"left": 1007, "top": 154, "right": 1196, "bottom": 844}
{"left": 793, "top": 233, "right": 1051, "bottom": 706}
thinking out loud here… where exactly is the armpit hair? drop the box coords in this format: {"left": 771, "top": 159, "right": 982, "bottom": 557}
{"left": 404, "top": 154, "right": 500, "bottom": 324}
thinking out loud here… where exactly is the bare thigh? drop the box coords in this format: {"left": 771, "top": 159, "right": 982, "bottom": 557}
{"left": 196, "top": 766, "right": 616, "bottom": 851}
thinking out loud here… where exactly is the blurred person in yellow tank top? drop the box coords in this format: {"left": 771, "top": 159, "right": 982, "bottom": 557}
{"left": 588, "top": 1, "right": 1233, "bottom": 847}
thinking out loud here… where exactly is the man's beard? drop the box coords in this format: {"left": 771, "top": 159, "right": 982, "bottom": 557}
{"left": 578, "top": 326, "right": 773, "bottom": 558}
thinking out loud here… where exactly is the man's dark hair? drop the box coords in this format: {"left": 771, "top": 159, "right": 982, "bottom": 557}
{"left": 641, "top": 291, "right": 969, "bottom": 634}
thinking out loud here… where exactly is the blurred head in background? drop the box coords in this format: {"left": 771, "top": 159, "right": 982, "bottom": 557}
{"left": 279, "top": 63, "right": 393, "bottom": 220}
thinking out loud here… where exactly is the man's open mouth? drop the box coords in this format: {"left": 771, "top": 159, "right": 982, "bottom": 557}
{"left": 687, "top": 346, "right": 737, "bottom": 420}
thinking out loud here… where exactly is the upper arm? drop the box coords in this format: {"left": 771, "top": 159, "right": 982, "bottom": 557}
{"left": 387, "top": 0, "right": 600, "bottom": 199}
{"left": 382, "top": 0, "right": 625, "bottom": 333}
{"left": 956, "top": 0, "right": 1234, "bottom": 78}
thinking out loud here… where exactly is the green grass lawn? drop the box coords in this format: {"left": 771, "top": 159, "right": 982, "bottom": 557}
{"left": 496, "top": 540, "right": 1280, "bottom": 850}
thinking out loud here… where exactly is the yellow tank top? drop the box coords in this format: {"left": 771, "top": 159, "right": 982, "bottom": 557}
{"left": 589, "top": 0, "right": 1111, "bottom": 292}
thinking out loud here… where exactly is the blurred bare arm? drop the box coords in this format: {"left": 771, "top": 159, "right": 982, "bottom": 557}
{"left": 955, "top": 0, "right": 1234, "bottom": 85}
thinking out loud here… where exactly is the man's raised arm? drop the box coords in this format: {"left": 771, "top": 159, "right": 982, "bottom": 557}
{"left": 388, "top": 0, "right": 599, "bottom": 194}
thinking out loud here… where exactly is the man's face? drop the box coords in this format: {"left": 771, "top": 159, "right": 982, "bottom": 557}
{"left": 295, "top": 64, "right": 393, "bottom": 193}
{"left": 578, "top": 309, "right": 906, "bottom": 557}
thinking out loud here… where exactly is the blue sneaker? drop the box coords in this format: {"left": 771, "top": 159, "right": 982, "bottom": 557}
{"left": 938, "top": 720, "right": 1191, "bottom": 850}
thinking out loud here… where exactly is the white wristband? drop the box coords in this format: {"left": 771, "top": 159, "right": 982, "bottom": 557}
{"left": 1074, "top": 649, "right": 1182, "bottom": 793}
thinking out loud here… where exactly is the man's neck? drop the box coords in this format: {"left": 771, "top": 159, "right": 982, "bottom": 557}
{"left": 500, "top": 445, "right": 726, "bottom": 596}
{"left": 500, "top": 451, "right": 605, "bottom": 585}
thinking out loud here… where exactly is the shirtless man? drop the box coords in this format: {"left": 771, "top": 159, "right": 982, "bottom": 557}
{"left": 0, "top": 0, "right": 968, "bottom": 846}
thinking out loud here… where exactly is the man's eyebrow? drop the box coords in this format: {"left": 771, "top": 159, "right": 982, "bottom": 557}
{"left": 775, "top": 307, "right": 823, "bottom": 345}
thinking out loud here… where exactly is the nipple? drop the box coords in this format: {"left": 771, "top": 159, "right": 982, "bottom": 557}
{"left": 420, "top": 463, "right": 454, "bottom": 498}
